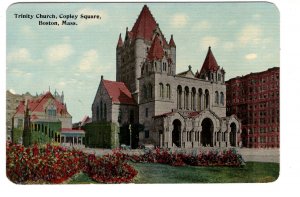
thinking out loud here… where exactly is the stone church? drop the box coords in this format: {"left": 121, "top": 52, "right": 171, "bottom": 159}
{"left": 92, "top": 5, "right": 241, "bottom": 148}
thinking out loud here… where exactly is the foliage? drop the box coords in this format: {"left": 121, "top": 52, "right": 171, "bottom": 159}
{"left": 127, "top": 148, "right": 244, "bottom": 167}
{"left": 83, "top": 122, "right": 119, "bottom": 148}
{"left": 12, "top": 128, "right": 23, "bottom": 144}
{"left": 6, "top": 142, "right": 137, "bottom": 184}
{"left": 83, "top": 150, "right": 137, "bottom": 183}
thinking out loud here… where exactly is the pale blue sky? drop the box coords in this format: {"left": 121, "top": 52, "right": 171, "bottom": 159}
{"left": 6, "top": 2, "right": 279, "bottom": 122}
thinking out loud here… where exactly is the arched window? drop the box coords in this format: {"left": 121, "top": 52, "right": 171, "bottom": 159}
{"left": 184, "top": 86, "right": 189, "bottom": 110}
{"left": 159, "top": 83, "right": 164, "bottom": 98}
{"left": 96, "top": 105, "right": 99, "bottom": 121}
{"left": 166, "top": 84, "right": 171, "bottom": 99}
{"left": 220, "top": 92, "right": 224, "bottom": 105}
{"left": 100, "top": 100, "right": 103, "bottom": 120}
{"left": 191, "top": 87, "right": 196, "bottom": 110}
{"left": 143, "top": 85, "right": 148, "bottom": 99}
{"left": 215, "top": 91, "right": 219, "bottom": 104}
{"left": 198, "top": 89, "right": 202, "bottom": 111}
{"left": 177, "top": 85, "right": 182, "bottom": 109}
{"left": 104, "top": 103, "right": 107, "bottom": 121}
{"left": 205, "top": 89, "right": 210, "bottom": 109}
{"left": 148, "top": 84, "right": 153, "bottom": 98}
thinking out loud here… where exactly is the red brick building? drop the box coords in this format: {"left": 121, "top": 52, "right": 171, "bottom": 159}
{"left": 226, "top": 67, "right": 279, "bottom": 148}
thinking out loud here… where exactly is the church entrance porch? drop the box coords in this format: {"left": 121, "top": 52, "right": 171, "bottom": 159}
{"left": 172, "top": 119, "right": 181, "bottom": 147}
{"left": 201, "top": 118, "right": 214, "bottom": 147}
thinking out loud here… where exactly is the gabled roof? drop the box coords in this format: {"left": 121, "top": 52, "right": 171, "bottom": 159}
{"left": 147, "top": 35, "right": 164, "bottom": 61}
{"left": 117, "top": 33, "right": 123, "bottom": 47}
{"left": 199, "top": 47, "right": 220, "bottom": 74}
{"left": 130, "top": 5, "right": 168, "bottom": 46}
{"left": 14, "top": 91, "right": 69, "bottom": 116}
{"left": 102, "top": 80, "right": 136, "bottom": 105}
{"left": 176, "top": 65, "right": 195, "bottom": 78}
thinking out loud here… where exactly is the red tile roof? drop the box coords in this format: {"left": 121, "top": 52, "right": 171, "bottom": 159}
{"left": 117, "top": 33, "right": 123, "bottom": 47}
{"left": 169, "top": 35, "right": 176, "bottom": 48}
{"left": 15, "top": 91, "right": 69, "bottom": 116}
{"left": 147, "top": 35, "right": 164, "bottom": 61}
{"left": 199, "top": 46, "right": 220, "bottom": 74}
{"left": 130, "top": 5, "right": 168, "bottom": 47}
{"left": 102, "top": 80, "right": 136, "bottom": 105}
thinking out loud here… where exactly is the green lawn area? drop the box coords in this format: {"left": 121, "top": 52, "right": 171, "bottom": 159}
{"left": 66, "top": 162, "right": 279, "bottom": 184}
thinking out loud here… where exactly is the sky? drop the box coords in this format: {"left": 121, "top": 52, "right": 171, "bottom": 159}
{"left": 6, "top": 2, "right": 279, "bottom": 122}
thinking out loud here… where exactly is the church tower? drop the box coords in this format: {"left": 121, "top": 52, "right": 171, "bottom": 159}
{"left": 116, "top": 5, "right": 176, "bottom": 103}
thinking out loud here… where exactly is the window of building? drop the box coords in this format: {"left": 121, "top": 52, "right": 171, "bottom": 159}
{"left": 166, "top": 84, "right": 171, "bottom": 99}
{"left": 145, "top": 108, "right": 148, "bottom": 118}
{"left": 47, "top": 107, "right": 56, "bottom": 117}
{"left": 159, "top": 83, "right": 164, "bottom": 98}
{"left": 215, "top": 91, "right": 219, "bottom": 104}
{"left": 223, "top": 93, "right": 228, "bottom": 105}
{"left": 145, "top": 130, "right": 149, "bottom": 138}
{"left": 148, "top": 84, "right": 153, "bottom": 98}
{"left": 104, "top": 103, "right": 107, "bottom": 121}
{"left": 143, "top": 85, "right": 148, "bottom": 99}
{"left": 17, "top": 119, "right": 23, "bottom": 128}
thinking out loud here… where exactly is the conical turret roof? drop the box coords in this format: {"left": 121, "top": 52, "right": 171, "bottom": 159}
{"left": 130, "top": 5, "right": 168, "bottom": 46}
{"left": 200, "top": 46, "right": 220, "bottom": 74}
{"left": 147, "top": 35, "right": 164, "bottom": 61}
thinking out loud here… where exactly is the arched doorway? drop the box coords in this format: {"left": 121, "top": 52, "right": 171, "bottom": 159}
{"left": 172, "top": 119, "right": 181, "bottom": 147}
{"left": 230, "top": 123, "right": 237, "bottom": 147}
{"left": 201, "top": 118, "right": 213, "bottom": 146}
{"left": 241, "top": 128, "right": 248, "bottom": 148}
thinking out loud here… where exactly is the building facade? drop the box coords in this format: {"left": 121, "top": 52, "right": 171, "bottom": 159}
{"left": 226, "top": 67, "right": 279, "bottom": 148}
{"left": 93, "top": 5, "right": 241, "bottom": 148}
{"left": 12, "top": 91, "right": 85, "bottom": 146}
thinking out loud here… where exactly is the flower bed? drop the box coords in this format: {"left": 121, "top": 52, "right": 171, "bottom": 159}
{"left": 6, "top": 143, "right": 137, "bottom": 184}
{"left": 7, "top": 142, "right": 244, "bottom": 184}
{"left": 127, "top": 148, "right": 244, "bottom": 167}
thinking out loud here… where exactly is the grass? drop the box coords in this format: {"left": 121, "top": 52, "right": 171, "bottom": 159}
{"left": 66, "top": 162, "right": 279, "bottom": 184}
{"left": 131, "top": 162, "right": 279, "bottom": 183}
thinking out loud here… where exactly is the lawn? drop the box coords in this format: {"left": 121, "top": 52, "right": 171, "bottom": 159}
{"left": 67, "top": 162, "right": 279, "bottom": 184}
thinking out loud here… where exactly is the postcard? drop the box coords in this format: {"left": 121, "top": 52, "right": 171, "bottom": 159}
{"left": 6, "top": 2, "right": 279, "bottom": 184}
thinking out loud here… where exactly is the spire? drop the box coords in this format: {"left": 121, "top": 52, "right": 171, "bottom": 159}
{"left": 169, "top": 34, "right": 176, "bottom": 48}
{"left": 199, "top": 46, "right": 220, "bottom": 74}
{"left": 117, "top": 33, "right": 123, "bottom": 48}
{"left": 129, "top": 4, "right": 168, "bottom": 47}
{"left": 147, "top": 35, "right": 164, "bottom": 61}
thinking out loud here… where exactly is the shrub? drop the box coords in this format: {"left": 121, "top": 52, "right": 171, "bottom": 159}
{"left": 6, "top": 142, "right": 137, "bottom": 184}
{"left": 126, "top": 148, "right": 244, "bottom": 167}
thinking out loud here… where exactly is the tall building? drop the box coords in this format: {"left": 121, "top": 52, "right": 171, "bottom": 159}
{"left": 93, "top": 5, "right": 241, "bottom": 148}
{"left": 226, "top": 67, "right": 279, "bottom": 148}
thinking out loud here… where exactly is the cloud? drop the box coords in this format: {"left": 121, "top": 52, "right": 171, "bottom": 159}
{"left": 76, "top": 8, "right": 107, "bottom": 28}
{"left": 78, "top": 49, "right": 99, "bottom": 72}
{"left": 252, "top": 14, "right": 261, "bottom": 20}
{"left": 7, "top": 48, "right": 33, "bottom": 63}
{"left": 200, "top": 36, "right": 219, "bottom": 49}
{"left": 223, "top": 41, "right": 235, "bottom": 50}
{"left": 20, "top": 25, "right": 35, "bottom": 36}
{"left": 194, "top": 20, "right": 211, "bottom": 31}
{"left": 171, "top": 13, "right": 188, "bottom": 28}
{"left": 238, "top": 25, "right": 262, "bottom": 45}
{"left": 245, "top": 53, "right": 257, "bottom": 60}
{"left": 9, "top": 68, "right": 32, "bottom": 77}
{"left": 46, "top": 44, "right": 73, "bottom": 62}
